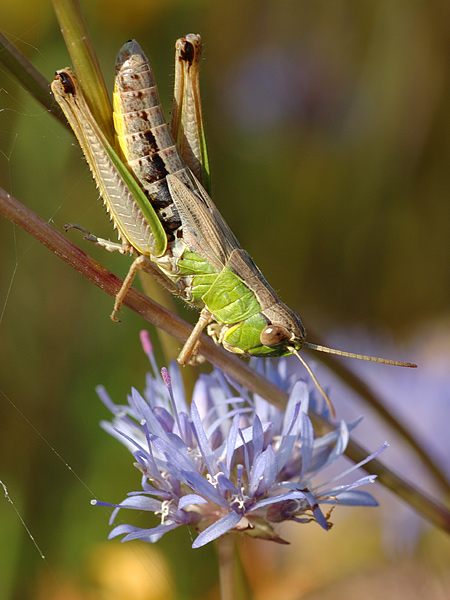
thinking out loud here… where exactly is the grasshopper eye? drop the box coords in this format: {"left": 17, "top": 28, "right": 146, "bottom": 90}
{"left": 260, "top": 325, "right": 291, "bottom": 347}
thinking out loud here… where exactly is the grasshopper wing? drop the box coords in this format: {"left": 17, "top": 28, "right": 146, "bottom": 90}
{"left": 166, "top": 172, "right": 241, "bottom": 270}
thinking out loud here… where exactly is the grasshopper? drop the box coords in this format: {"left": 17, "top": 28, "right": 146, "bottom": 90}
{"left": 52, "top": 35, "right": 415, "bottom": 415}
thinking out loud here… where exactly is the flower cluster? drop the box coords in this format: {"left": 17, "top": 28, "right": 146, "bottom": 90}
{"left": 93, "top": 332, "right": 383, "bottom": 548}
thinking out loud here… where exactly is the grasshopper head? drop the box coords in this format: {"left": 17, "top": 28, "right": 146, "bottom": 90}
{"left": 257, "top": 303, "right": 306, "bottom": 356}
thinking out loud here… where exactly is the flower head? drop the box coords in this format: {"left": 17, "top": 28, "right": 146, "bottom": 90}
{"left": 93, "top": 331, "right": 383, "bottom": 548}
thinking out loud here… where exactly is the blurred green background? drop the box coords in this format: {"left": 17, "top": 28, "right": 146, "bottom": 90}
{"left": 1, "top": 1, "right": 450, "bottom": 599}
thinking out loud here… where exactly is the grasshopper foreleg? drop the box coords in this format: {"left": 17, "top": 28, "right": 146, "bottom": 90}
{"left": 177, "top": 307, "right": 214, "bottom": 366}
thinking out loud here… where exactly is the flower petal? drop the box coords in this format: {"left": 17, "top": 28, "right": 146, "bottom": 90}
{"left": 192, "top": 511, "right": 243, "bottom": 548}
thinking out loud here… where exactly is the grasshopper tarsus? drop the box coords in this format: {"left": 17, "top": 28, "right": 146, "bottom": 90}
{"left": 110, "top": 295, "right": 125, "bottom": 323}
{"left": 64, "top": 222, "right": 98, "bottom": 244}
{"left": 64, "top": 222, "right": 89, "bottom": 235}
{"left": 186, "top": 352, "right": 206, "bottom": 366}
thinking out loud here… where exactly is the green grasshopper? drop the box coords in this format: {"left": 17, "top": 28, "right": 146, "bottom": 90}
{"left": 52, "top": 35, "right": 415, "bottom": 415}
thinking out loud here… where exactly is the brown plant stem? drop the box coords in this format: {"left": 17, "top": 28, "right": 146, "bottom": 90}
{"left": 1, "top": 186, "right": 450, "bottom": 535}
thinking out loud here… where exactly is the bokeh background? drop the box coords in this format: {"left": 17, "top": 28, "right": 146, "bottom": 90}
{"left": 1, "top": 1, "right": 450, "bottom": 598}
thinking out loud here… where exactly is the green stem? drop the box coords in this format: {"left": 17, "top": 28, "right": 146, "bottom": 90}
{"left": 217, "top": 536, "right": 235, "bottom": 600}
{"left": 1, "top": 186, "right": 450, "bottom": 536}
{"left": 216, "top": 536, "right": 252, "bottom": 600}
{"left": 51, "top": 0, "right": 114, "bottom": 143}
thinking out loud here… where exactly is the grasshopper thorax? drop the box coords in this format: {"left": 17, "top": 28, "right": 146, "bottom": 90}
{"left": 220, "top": 301, "right": 306, "bottom": 359}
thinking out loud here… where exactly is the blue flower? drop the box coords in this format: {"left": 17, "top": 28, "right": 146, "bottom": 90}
{"left": 93, "top": 331, "right": 383, "bottom": 548}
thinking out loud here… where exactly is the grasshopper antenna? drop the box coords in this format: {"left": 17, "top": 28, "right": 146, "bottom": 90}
{"left": 288, "top": 346, "right": 336, "bottom": 419}
{"left": 302, "top": 342, "right": 417, "bottom": 368}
